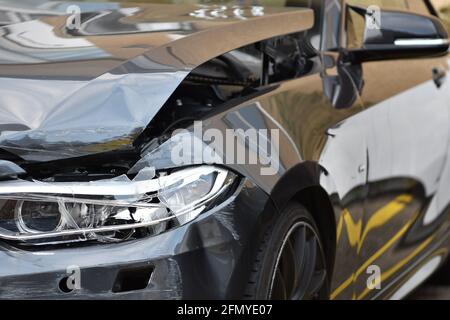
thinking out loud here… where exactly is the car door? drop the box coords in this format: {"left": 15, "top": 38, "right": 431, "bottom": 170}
{"left": 344, "top": 0, "right": 450, "bottom": 299}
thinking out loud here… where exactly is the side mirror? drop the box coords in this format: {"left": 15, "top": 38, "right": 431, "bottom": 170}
{"left": 346, "top": 6, "right": 449, "bottom": 63}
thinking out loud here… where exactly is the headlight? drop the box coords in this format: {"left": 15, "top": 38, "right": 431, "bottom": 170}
{"left": 0, "top": 165, "right": 237, "bottom": 245}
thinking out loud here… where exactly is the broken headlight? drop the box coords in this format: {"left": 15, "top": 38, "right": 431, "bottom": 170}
{"left": 0, "top": 166, "right": 236, "bottom": 245}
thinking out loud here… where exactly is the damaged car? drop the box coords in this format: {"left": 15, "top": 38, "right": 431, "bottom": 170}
{"left": 0, "top": 0, "right": 449, "bottom": 300}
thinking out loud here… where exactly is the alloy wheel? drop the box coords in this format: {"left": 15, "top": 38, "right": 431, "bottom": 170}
{"left": 269, "top": 222, "right": 327, "bottom": 300}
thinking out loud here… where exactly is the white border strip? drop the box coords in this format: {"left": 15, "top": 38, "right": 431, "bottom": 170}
{"left": 394, "top": 38, "right": 449, "bottom": 46}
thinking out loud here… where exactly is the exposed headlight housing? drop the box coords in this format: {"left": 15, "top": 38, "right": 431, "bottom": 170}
{"left": 0, "top": 166, "right": 237, "bottom": 245}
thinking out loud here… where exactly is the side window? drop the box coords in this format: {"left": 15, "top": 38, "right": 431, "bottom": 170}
{"left": 430, "top": 0, "right": 450, "bottom": 32}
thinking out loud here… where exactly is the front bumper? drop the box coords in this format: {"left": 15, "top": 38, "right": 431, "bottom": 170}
{"left": 0, "top": 180, "right": 276, "bottom": 299}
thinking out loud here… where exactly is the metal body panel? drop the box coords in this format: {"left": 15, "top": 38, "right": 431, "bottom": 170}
{"left": 0, "top": 0, "right": 450, "bottom": 300}
{"left": 0, "top": 2, "right": 313, "bottom": 162}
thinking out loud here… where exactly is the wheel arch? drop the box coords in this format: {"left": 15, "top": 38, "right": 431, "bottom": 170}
{"left": 270, "top": 161, "right": 337, "bottom": 279}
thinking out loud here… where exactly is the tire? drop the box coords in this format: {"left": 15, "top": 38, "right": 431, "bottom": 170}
{"left": 244, "top": 202, "right": 329, "bottom": 300}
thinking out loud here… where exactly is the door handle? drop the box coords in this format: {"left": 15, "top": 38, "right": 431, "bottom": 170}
{"left": 432, "top": 67, "right": 447, "bottom": 88}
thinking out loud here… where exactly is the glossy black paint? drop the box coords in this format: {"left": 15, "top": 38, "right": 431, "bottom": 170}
{"left": 0, "top": 0, "right": 449, "bottom": 300}
{"left": 343, "top": 5, "right": 449, "bottom": 63}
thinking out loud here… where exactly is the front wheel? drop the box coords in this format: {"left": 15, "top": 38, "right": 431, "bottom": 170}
{"left": 245, "top": 202, "right": 329, "bottom": 300}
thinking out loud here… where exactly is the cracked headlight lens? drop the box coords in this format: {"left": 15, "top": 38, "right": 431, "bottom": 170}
{"left": 0, "top": 166, "right": 237, "bottom": 245}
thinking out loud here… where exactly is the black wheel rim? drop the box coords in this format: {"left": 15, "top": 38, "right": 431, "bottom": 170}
{"left": 269, "top": 222, "right": 327, "bottom": 300}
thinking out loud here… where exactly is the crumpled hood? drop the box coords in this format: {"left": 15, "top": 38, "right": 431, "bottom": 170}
{"left": 0, "top": 1, "right": 313, "bottom": 162}
{"left": 0, "top": 70, "right": 188, "bottom": 162}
